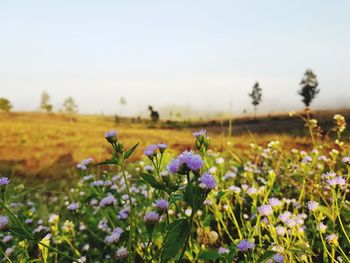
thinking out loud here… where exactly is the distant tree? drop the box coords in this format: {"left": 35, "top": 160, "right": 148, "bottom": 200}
{"left": 40, "top": 91, "right": 53, "bottom": 112}
{"left": 248, "top": 81, "right": 262, "bottom": 119}
{"left": 298, "top": 69, "right": 319, "bottom": 108}
{"left": 63, "top": 97, "right": 78, "bottom": 114}
{"left": 119, "top": 96, "right": 127, "bottom": 116}
{"left": 148, "top": 106, "right": 159, "bottom": 123}
{"left": 0, "top": 98, "right": 12, "bottom": 112}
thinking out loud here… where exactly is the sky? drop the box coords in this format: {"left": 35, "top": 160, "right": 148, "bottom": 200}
{"left": 0, "top": 1, "right": 349, "bottom": 117}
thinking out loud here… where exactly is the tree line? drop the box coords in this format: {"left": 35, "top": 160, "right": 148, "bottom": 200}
{"left": 0, "top": 69, "right": 320, "bottom": 119}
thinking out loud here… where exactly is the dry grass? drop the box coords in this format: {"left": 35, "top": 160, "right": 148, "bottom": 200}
{"left": 0, "top": 112, "right": 314, "bottom": 180}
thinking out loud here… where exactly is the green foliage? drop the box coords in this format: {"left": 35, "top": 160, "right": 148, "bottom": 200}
{"left": 161, "top": 218, "right": 190, "bottom": 263}
{"left": 298, "top": 69, "right": 319, "bottom": 107}
{"left": 62, "top": 97, "right": 78, "bottom": 114}
{"left": 40, "top": 91, "right": 53, "bottom": 112}
{"left": 0, "top": 97, "right": 12, "bottom": 112}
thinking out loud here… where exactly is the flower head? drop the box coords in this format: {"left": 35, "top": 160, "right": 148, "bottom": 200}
{"left": 0, "top": 216, "right": 9, "bottom": 230}
{"left": 326, "top": 233, "right": 338, "bottom": 244}
{"left": 168, "top": 151, "right": 204, "bottom": 173}
{"left": 144, "top": 211, "right": 160, "bottom": 225}
{"left": 67, "top": 202, "right": 79, "bottom": 211}
{"left": 258, "top": 205, "right": 273, "bottom": 217}
{"left": 274, "top": 254, "right": 285, "bottom": 263}
{"left": 177, "top": 151, "right": 204, "bottom": 171}
{"left": 105, "top": 130, "right": 118, "bottom": 143}
{"left": 269, "top": 198, "right": 281, "bottom": 207}
{"left": 199, "top": 173, "right": 217, "bottom": 189}
{"left": 0, "top": 177, "right": 10, "bottom": 186}
{"left": 237, "top": 239, "right": 255, "bottom": 252}
{"left": 144, "top": 144, "right": 159, "bottom": 157}
{"left": 307, "top": 200, "right": 319, "bottom": 211}
{"left": 327, "top": 176, "right": 346, "bottom": 187}
{"left": 193, "top": 129, "right": 206, "bottom": 138}
{"left": 218, "top": 247, "right": 230, "bottom": 255}
{"left": 100, "top": 195, "right": 116, "bottom": 207}
{"left": 155, "top": 199, "right": 169, "bottom": 211}
{"left": 105, "top": 227, "right": 123, "bottom": 244}
{"left": 116, "top": 246, "right": 128, "bottom": 259}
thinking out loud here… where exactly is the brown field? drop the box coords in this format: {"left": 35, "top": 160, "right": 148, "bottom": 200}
{"left": 1, "top": 110, "right": 348, "bottom": 181}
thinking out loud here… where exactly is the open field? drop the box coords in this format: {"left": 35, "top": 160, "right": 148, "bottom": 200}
{"left": 1, "top": 110, "right": 349, "bottom": 181}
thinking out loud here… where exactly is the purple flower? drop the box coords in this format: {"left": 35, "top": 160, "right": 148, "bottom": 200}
{"left": 279, "top": 211, "right": 291, "bottom": 222}
{"left": 67, "top": 202, "right": 79, "bottom": 211}
{"left": 193, "top": 129, "right": 206, "bottom": 137}
{"left": 118, "top": 208, "right": 130, "bottom": 219}
{"left": 158, "top": 143, "right": 167, "bottom": 153}
{"left": 144, "top": 144, "right": 159, "bottom": 157}
{"left": 177, "top": 151, "right": 204, "bottom": 171}
{"left": 0, "top": 216, "right": 9, "bottom": 230}
{"left": 237, "top": 239, "right": 255, "bottom": 252}
{"left": 144, "top": 211, "right": 160, "bottom": 225}
{"left": 302, "top": 156, "right": 312, "bottom": 163}
{"left": 77, "top": 157, "right": 93, "bottom": 170}
{"left": 91, "top": 180, "right": 104, "bottom": 187}
{"left": 2, "top": 235, "right": 13, "bottom": 243}
{"left": 269, "top": 198, "right": 281, "bottom": 207}
{"left": 105, "top": 130, "right": 118, "bottom": 143}
{"left": 155, "top": 199, "right": 169, "bottom": 211}
{"left": 274, "top": 254, "right": 284, "bottom": 263}
{"left": 105, "top": 227, "right": 123, "bottom": 244}
{"left": 307, "top": 200, "right": 319, "bottom": 211}
{"left": 167, "top": 158, "right": 181, "bottom": 174}
{"left": 105, "top": 130, "right": 117, "bottom": 138}
{"left": 99, "top": 195, "right": 116, "bottom": 207}
{"left": 199, "top": 173, "right": 217, "bottom": 189}
{"left": 199, "top": 173, "right": 216, "bottom": 189}
{"left": 0, "top": 177, "right": 10, "bottom": 186}
{"left": 167, "top": 151, "right": 204, "bottom": 173}
{"left": 218, "top": 247, "right": 230, "bottom": 255}
{"left": 116, "top": 246, "right": 128, "bottom": 259}
{"left": 258, "top": 205, "right": 273, "bottom": 216}
{"left": 327, "top": 176, "right": 346, "bottom": 187}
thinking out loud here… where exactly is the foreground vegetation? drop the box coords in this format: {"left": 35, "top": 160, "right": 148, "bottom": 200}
{"left": 0, "top": 112, "right": 349, "bottom": 262}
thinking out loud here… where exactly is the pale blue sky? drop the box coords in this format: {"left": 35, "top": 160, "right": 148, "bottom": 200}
{"left": 1, "top": 1, "right": 349, "bottom": 116}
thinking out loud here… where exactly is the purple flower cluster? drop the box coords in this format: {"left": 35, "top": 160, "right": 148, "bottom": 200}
{"left": 307, "top": 200, "right": 319, "bottom": 211}
{"left": 167, "top": 151, "right": 204, "bottom": 173}
{"left": 237, "top": 239, "right": 255, "bottom": 252}
{"left": 199, "top": 173, "right": 217, "bottom": 189}
{"left": 193, "top": 129, "right": 206, "bottom": 138}
{"left": 155, "top": 199, "right": 169, "bottom": 211}
{"left": 144, "top": 211, "right": 160, "bottom": 225}
{"left": 105, "top": 227, "right": 123, "bottom": 244}
{"left": 274, "top": 254, "right": 285, "bottom": 263}
{"left": 144, "top": 143, "right": 168, "bottom": 157}
{"left": 0, "top": 177, "right": 10, "bottom": 186}
{"left": 258, "top": 204, "right": 273, "bottom": 216}
{"left": 67, "top": 202, "right": 79, "bottom": 211}
{"left": 99, "top": 195, "right": 116, "bottom": 207}
{"left": 77, "top": 157, "right": 93, "bottom": 170}
{"left": 0, "top": 216, "right": 9, "bottom": 230}
{"left": 326, "top": 176, "right": 346, "bottom": 187}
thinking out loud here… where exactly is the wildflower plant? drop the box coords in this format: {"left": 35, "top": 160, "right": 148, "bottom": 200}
{"left": 0, "top": 115, "right": 349, "bottom": 262}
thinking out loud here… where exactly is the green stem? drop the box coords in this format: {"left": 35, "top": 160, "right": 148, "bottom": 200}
{"left": 121, "top": 161, "right": 134, "bottom": 263}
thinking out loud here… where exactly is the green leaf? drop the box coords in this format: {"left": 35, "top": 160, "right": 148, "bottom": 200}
{"left": 140, "top": 173, "right": 165, "bottom": 190}
{"left": 124, "top": 143, "right": 139, "bottom": 160}
{"left": 258, "top": 250, "right": 275, "bottom": 263}
{"left": 161, "top": 218, "right": 190, "bottom": 263}
{"left": 197, "top": 249, "right": 222, "bottom": 261}
{"left": 94, "top": 158, "right": 120, "bottom": 166}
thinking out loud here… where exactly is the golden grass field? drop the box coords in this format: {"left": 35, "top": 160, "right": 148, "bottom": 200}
{"left": 1, "top": 111, "right": 346, "bottom": 180}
